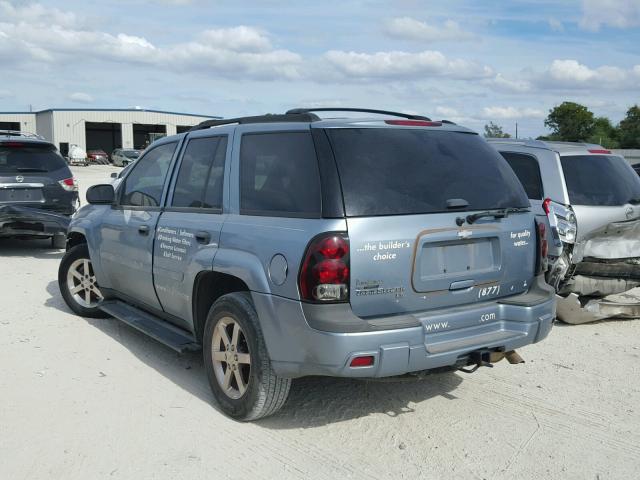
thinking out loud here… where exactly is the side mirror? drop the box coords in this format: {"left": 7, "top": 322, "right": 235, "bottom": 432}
{"left": 110, "top": 172, "right": 118, "bottom": 179}
{"left": 86, "top": 184, "right": 115, "bottom": 205}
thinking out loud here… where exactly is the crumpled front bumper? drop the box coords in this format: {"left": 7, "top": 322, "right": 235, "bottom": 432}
{"left": 0, "top": 205, "right": 70, "bottom": 237}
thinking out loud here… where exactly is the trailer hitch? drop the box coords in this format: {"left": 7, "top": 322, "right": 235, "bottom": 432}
{"left": 457, "top": 349, "right": 525, "bottom": 374}
{"left": 458, "top": 350, "right": 494, "bottom": 374}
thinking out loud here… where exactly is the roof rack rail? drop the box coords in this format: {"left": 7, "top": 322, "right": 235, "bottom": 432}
{"left": 286, "top": 107, "right": 431, "bottom": 121}
{"left": 190, "top": 112, "right": 321, "bottom": 131}
{"left": 0, "top": 130, "right": 45, "bottom": 140}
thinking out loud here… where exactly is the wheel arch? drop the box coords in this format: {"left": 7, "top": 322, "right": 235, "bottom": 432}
{"left": 192, "top": 271, "right": 250, "bottom": 343}
{"left": 66, "top": 230, "right": 87, "bottom": 250}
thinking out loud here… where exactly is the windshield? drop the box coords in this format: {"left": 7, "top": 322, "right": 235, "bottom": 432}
{"left": 0, "top": 144, "right": 67, "bottom": 172}
{"left": 124, "top": 151, "right": 140, "bottom": 159}
{"left": 327, "top": 129, "right": 529, "bottom": 216}
{"left": 561, "top": 155, "right": 640, "bottom": 206}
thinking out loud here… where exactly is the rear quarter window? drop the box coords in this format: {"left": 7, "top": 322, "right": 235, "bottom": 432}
{"left": 239, "top": 132, "right": 321, "bottom": 217}
{"left": 561, "top": 155, "right": 640, "bottom": 206}
{"left": 500, "top": 152, "right": 544, "bottom": 200}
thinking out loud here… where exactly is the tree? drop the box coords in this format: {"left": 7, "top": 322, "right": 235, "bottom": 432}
{"left": 587, "top": 117, "right": 619, "bottom": 148}
{"left": 544, "top": 102, "right": 595, "bottom": 141}
{"left": 618, "top": 105, "right": 640, "bottom": 148}
{"left": 484, "top": 121, "right": 511, "bottom": 138}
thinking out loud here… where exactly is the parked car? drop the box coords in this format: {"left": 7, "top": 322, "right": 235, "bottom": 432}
{"left": 68, "top": 144, "right": 88, "bottom": 166}
{"left": 633, "top": 164, "right": 640, "bottom": 176}
{"left": 87, "top": 149, "right": 109, "bottom": 164}
{"left": 111, "top": 148, "right": 141, "bottom": 167}
{"left": 489, "top": 139, "right": 640, "bottom": 315}
{"left": 58, "top": 108, "right": 555, "bottom": 420}
{"left": 0, "top": 130, "right": 78, "bottom": 248}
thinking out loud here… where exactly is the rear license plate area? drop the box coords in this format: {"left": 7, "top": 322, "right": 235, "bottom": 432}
{"left": 0, "top": 188, "right": 44, "bottom": 202}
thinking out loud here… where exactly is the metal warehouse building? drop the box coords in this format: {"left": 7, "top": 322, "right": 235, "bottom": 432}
{"left": 0, "top": 108, "right": 219, "bottom": 157}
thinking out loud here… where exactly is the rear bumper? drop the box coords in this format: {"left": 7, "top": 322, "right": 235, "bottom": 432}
{"left": 254, "top": 275, "right": 555, "bottom": 378}
{"left": 0, "top": 205, "right": 71, "bottom": 237}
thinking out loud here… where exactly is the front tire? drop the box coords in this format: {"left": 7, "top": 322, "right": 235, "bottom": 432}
{"left": 58, "top": 244, "right": 109, "bottom": 318}
{"left": 203, "top": 292, "right": 291, "bottom": 421}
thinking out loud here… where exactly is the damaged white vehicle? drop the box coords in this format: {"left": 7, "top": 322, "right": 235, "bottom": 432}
{"left": 489, "top": 139, "right": 640, "bottom": 323}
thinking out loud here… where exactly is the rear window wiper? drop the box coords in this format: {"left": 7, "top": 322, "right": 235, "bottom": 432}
{"left": 466, "top": 207, "right": 530, "bottom": 224}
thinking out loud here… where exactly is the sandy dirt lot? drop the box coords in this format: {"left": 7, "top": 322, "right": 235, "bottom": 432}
{"left": 1, "top": 165, "right": 639, "bottom": 479}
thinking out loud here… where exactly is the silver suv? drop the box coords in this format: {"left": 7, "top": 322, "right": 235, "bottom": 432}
{"left": 58, "top": 109, "right": 555, "bottom": 420}
{"left": 489, "top": 139, "right": 640, "bottom": 299}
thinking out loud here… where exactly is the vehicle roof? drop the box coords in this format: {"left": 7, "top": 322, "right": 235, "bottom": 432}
{"left": 0, "top": 131, "right": 55, "bottom": 148}
{"left": 487, "top": 138, "right": 610, "bottom": 155}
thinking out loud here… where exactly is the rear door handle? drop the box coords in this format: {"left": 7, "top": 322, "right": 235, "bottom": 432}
{"left": 138, "top": 225, "right": 150, "bottom": 235}
{"left": 195, "top": 230, "right": 211, "bottom": 244}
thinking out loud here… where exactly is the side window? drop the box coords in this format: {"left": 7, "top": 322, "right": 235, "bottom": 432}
{"left": 500, "top": 152, "right": 544, "bottom": 200}
{"left": 171, "top": 136, "right": 227, "bottom": 209}
{"left": 121, "top": 142, "right": 177, "bottom": 207}
{"left": 240, "top": 132, "right": 321, "bottom": 217}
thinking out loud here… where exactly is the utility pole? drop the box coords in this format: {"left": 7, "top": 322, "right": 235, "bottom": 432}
{"left": 515, "top": 122, "right": 518, "bottom": 139}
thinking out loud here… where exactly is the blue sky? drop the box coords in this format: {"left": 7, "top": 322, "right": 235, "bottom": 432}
{"left": 1, "top": 0, "right": 639, "bottom": 138}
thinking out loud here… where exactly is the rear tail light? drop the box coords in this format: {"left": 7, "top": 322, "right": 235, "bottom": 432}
{"left": 58, "top": 177, "right": 78, "bottom": 192}
{"left": 588, "top": 149, "right": 611, "bottom": 154}
{"left": 535, "top": 221, "right": 548, "bottom": 275}
{"left": 299, "top": 233, "right": 349, "bottom": 302}
{"left": 542, "top": 198, "right": 552, "bottom": 215}
{"left": 385, "top": 120, "right": 442, "bottom": 127}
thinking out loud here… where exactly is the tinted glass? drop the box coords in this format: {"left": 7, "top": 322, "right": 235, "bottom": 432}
{"left": 123, "top": 150, "right": 140, "bottom": 159}
{"left": 121, "top": 142, "right": 176, "bottom": 207}
{"left": 501, "top": 152, "right": 544, "bottom": 200}
{"left": 561, "top": 155, "right": 640, "bottom": 206}
{"left": 172, "top": 136, "right": 227, "bottom": 209}
{"left": 240, "top": 132, "right": 321, "bottom": 217}
{"left": 327, "top": 129, "right": 529, "bottom": 216}
{"left": 0, "top": 144, "right": 67, "bottom": 172}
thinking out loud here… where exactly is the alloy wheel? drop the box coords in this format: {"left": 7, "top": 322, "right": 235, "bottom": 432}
{"left": 211, "top": 317, "right": 251, "bottom": 399}
{"left": 66, "top": 258, "right": 104, "bottom": 308}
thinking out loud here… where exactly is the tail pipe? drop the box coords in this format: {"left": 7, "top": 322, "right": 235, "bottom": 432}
{"left": 505, "top": 350, "right": 525, "bottom": 364}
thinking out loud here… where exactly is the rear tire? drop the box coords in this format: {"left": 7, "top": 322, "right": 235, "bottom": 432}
{"left": 58, "top": 244, "right": 109, "bottom": 318}
{"left": 203, "top": 292, "right": 291, "bottom": 421}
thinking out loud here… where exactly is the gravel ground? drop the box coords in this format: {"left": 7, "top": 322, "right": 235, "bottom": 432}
{"left": 1, "top": 165, "right": 639, "bottom": 479}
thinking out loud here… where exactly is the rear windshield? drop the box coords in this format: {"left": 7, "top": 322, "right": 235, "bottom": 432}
{"left": 327, "top": 129, "right": 529, "bottom": 216}
{"left": 561, "top": 155, "right": 640, "bottom": 206}
{"left": 123, "top": 151, "right": 140, "bottom": 158}
{"left": 0, "top": 144, "right": 67, "bottom": 173}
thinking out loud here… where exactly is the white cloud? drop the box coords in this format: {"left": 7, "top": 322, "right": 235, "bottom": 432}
{"left": 579, "top": 0, "right": 640, "bottom": 31}
{"left": 488, "top": 73, "right": 532, "bottom": 93}
{"left": 197, "top": 26, "right": 272, "bottom": 53}
{"left": 0, "top": 5, "right": 302, "bottom": 81}
{"left": 548, "top": 18, "right": 564, "bottom": 32}
{"left": 0, "top": 1, "right": 81, "bottom": 29}
{"left": 435, "top": 106, "right": 460, "bottom": 117}
{"left": 68, "top": 92, "right": 94, "bottom": 103}
{"left": 482, "top": 106, "right": 545, "bottom": 119}
{"left": 324, "top": 50, "right": 493, "bottom": 80}
{"left": 384, "top": 17, "right": 474, "bottom": 42}
{"left": 539, "top": 59, "right": 640, "bottom": 89}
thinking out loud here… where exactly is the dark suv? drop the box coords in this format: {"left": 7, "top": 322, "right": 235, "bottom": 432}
{"left": 0, "top": 131, "right": 78, "bottom": 248}
{"left": 58, "top": 109, "right": 555, "bottom": 420}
